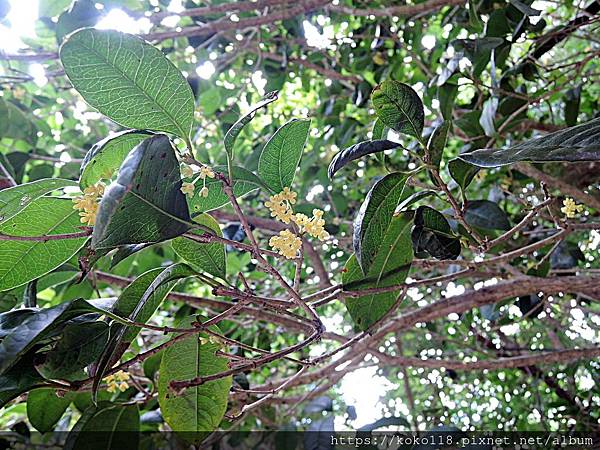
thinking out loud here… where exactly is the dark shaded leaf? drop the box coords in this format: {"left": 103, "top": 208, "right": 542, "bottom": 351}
{"left": 353, "top": 172, "right": 410, "bottom": 274}
{"left": 328, "top": 140, "right": 400, "bottom": 178}
{"left": 224, "top": 91, "right": 279, "bottom": 158}
{"left": 0, "top": 354, "right": 45, "bottom": 408}
{"left": 92, "top": 263, "right": 196, "bottom": 399}
{"left": 371, "top": 80, "right": 424, "bottom": 138}
{"left": 91, "top": 134, "right": 191, "bottom": 250}
{"left": 411, "top": 206, "right": 461, "bottom": 260}
{"left": 303, "top": 396, "right": 333, "bottom": 414}
{"left": 357, "top": 415, "right": 410, "bottom": 432}
{"left": 510, "top": 0, "right": 541, "bottom": 15}
{"left": 448, "top": 158, "right": 479, "bottom": 191}
{"left": 464, "top": 200, "right": 511, "bottom": 230}
{"left": 344, "top": 213, "right": 413, "bottom": 330}
{"left": 427, "top": 120, "right": 451, "bottom": 170}
{"left": 0, "top": 99, "right": 38, "bottom": 144}
{"left": 564, "top": 85, "right": 581, "bottom": 127}
{"left": 37, "top": 321, "right": 109, "bottom": 380}
{"left": 304, "top": 416, "right": 334, "bottom": 450}
{"left": 459, "top": 117, "right": 600, "bottom": 167}
{"left": 64, "top": 402, "right": 139, "bottom": 450}
{"left": 396, "top": 190, "right": 439, "bottom": 212}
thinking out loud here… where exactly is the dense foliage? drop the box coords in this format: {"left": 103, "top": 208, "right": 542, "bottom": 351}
{"left": 0, "top": 0, "right": 599, "bottom": 447}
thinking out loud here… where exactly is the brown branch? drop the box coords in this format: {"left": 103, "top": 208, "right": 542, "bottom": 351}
{"left": 327, "top": 0, "right": 465, "bottom": 17}
{"left": 0, "top": 228, "right": 92, "bottom": 241}
{"left": 515, "top": 163, "right": 600, "bottom": 212}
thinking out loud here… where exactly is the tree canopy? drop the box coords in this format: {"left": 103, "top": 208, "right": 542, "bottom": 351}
{"left": 0, "top": 0, "right": 599, "bottom": 447}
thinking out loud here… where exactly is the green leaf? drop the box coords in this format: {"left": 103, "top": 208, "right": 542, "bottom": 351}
{"left": 0, "top": 355, "right": 45, "bottom": 409}
{"left": 172, "top": 214, "right": 226, "bottom": 279}
{"left": 438, "top": 82, "right": 458, "bottom": 121}
{"left": 0, "top": 197, "right": 88, "bottom": 292}
{"left": 371, "top": 80, "right": 424, "bottom": 138}
{"left": 564, "top": 85, "right": 581, "bottom": 127}
{"left": 328, "top": 140, "right": 400, "bottom": 179}
{"left": 371, "top": 118, "right": 386, "bottom": 140}
{"left": 448, "top": 158, "right": 479, "bottom": 192}
{"left": 60, "top": 28, "right": 195, "bottom": 140}
{"left": 411, "top": 206, "right": 461, "bottom": 260}
{"left": 459, "top": 117, "right": 600, "bottom": 167}
{"left": 158, "top": 317, "right": 232, "bottom": 439}
{"left": 79, "top": 130, "right": 151, "bottom": 188}
{"left": 353, "top": 172, "right": 410, "bottom": 274}
{"left": 37, "top": 321, "right": 109, "bottom": 380}
{"left": 0, "top": 178, "right": 77, "bottom": 225}
{"left": 464, "top": 200, "right": 511, "bottom": 230}
{"left": 92, "top": 263, "right": 196, "bottom": 398}
{"left": 427, "top": 120, "right": 451, "bottom": 170}
{"left": 199, "top": 89, "right": 222, "bottom": 116}
{"left": 91, "top": 134, "right": 191, "bottom": 250}
{"left": 396, "top": 190, "right": 440, "bottom": 212}
{"left": 0, "top": 298, "right": 104, "bottom": 375}
{"left": 188, "top": 165, "right": 265, "bottom": 214}
{"left": 0, "top": 98, "right": 37, "bottom": 144}
{"left": 27, "top": 388, "right": 73, "bottom": 433}
{"left": 64, "top": 402, "right": 139, "bottom": 450}
{"left": 55, "top": 0, "right": 99, "bottom": 43}
{"left": 224, "top": 91, "right": 279, "bottom": 158}
{"left": 258, "top": 119, "right": 311, "bottom": 193}
{"left": 343, "top": 213, "right": 413, "bottom": 330}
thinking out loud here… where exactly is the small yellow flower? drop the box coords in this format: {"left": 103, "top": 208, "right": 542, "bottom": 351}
{"left": 280, "top": 187, "right": 297, "bottom": 204}
{"left": 561, "top": 197, "right": 584, "bottom": 218}
{"left": 199, "top": 186, "right": 209, "bottom": 198}
{"left": 180, "top": 164, "right": 195, "bottom": 178}
{"left": 293, "top": 213, "right": 309, "bottom": 227}
{"left": 103, "top": 370, "right": 130, "bottom": 393}
{"left": 269, "top": 229, "right": 302, "bottom": 259}
{"left": 199, "top": 166, "right": 215, "bottom": 179}
{"left": 83, "top": 183, "right": 105, "bottom": 197}
{"left": 72, "top": 196, "right": 95, "bottom": 211}
{"left": 12, "top": 87, "right": 25, "bottom": 99}
{"left": 181, "top": 182, "right": 195, "bottom": 197}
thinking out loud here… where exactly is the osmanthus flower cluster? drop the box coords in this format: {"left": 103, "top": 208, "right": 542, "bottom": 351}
{"left": 265, "top": 187, "right": 329, "bottom": 259}
{"left": 179, "top": 163, "right": 215, "bottom": 198}
{"left": 72, "top": 182, "right": 105, "bottom": 226}
{"left": 561, "top": 197, "right": 585, "bottom": 218}
{"left": 103, "top": 370, "right": 130, "bottom": 393}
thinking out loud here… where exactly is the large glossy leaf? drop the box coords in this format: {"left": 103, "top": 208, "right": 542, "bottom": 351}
{"left": 258, "top": 119, "right": 311, "bottom": 193}
{"left": 158, "top": 317, "right": 231, "bottom": 439}
{"left": 64, "top": 402, "right": 139, "bottom": 450}
{"left": 371, "top": 80, "right": 424, "bottom": 138}
{"left": 464, "top": 200, "right": 511, "bottom": 230}
{"left": 0, "top": 98, "right": 37, "bottom": 144}
{"left": 187, "top": 165, "right": 265, "bottom": 214}
{"left": 27, "top": 388, "right": 73, "bottom": 433}
{"left": 0, "top": 298, "right": 104, "bottom": 375}
{"left": 224, "top": 91, "right": 279, "bottom": 157}
{"left": 459, "top": 117, "right": 600, "bottom": 167}
{"left": 79, "top": 130, "right": 151, "bottom": 188}
{"left": 328, "top": 139, "right": 400, "bottom": 178}
{"left": 91, "top": 134, "right": 191, "bottom": 250}
{"left": 37, "top": 321, "right": 109, "bottom": 380}
{"left": 0, "top": 178, "right": 76, "bottom": 225}
{"left": 343, "top": 213, "right": 413, "bottom": 330}
{"left": 60, "top": 28, "right": 195, "bottom": 140}
{"left": 353, "top": 172, "right": 410, "bottom": 274}
{"left": 0, "top": 197, "right": 88, "bottom": 292}
{"left": 92, "top": 264, "right": 196, "bottom": 398}
{"left": 172, "top": 214, "right": 226, "bottom": 279}
{"left": 411, "top": 206, "right": 461, "bottom": 260}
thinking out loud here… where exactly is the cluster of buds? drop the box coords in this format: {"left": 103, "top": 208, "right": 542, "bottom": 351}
{"left": 180, "top": 163, "right": 215, "bottom": 199}
{"left": 103, "top": 370, "right": 130, "bottom": 393}
{"left": 265, "top": 188, "right": 329, "bottom": 260}
{"left": 561, "top": 197, "right": 584, "bottom": 218}
{"left": 72, "top": 182, "right": 105, "bottom": 226}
